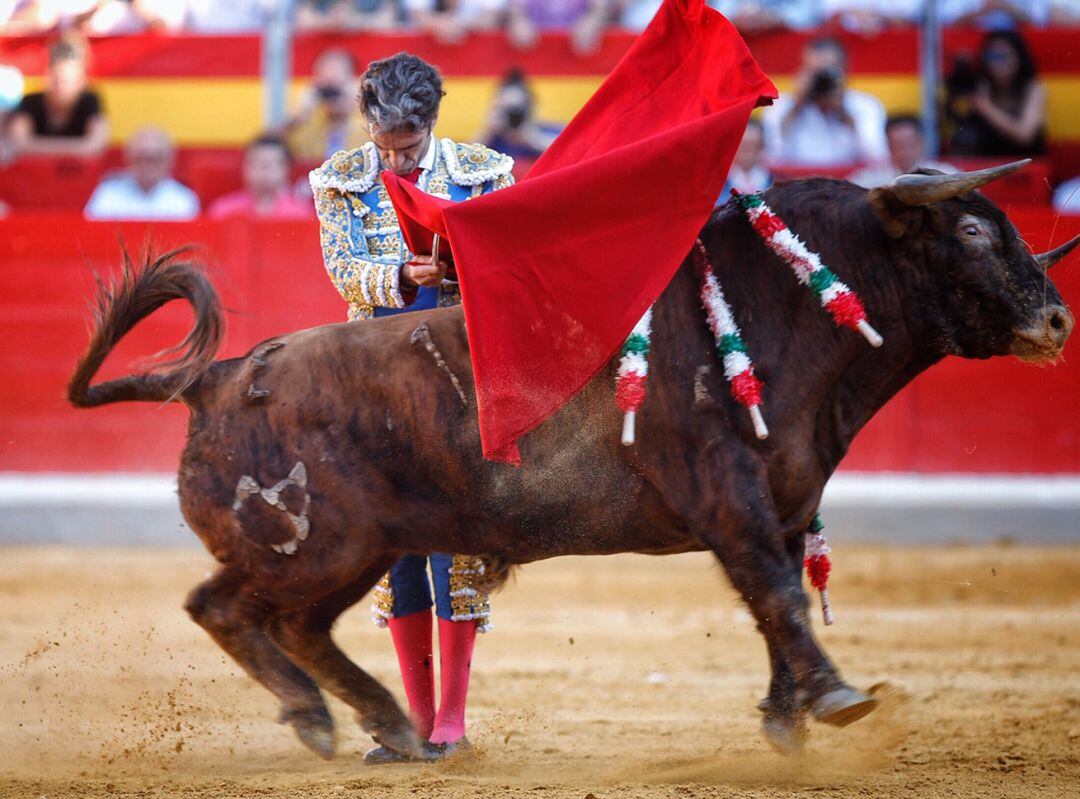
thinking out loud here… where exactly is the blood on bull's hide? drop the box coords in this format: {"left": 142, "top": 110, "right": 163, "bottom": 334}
{"left": 68, "top": 162, "right": 1075, "bottom": 759}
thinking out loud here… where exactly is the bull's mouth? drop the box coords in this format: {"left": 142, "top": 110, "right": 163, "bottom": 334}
{"left": 1010, "top": 331, "right": 1066, "bottom": 364}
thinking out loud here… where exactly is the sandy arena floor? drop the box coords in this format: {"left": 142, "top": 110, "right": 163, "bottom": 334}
{"left": 0, "top": 543, "right": 1077, "bottom": 798}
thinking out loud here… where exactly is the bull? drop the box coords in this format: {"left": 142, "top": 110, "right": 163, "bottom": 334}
{"left": 68, "top": 162, "right": 1076, "bottom": 759}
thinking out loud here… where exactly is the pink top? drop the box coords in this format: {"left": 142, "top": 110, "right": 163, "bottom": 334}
{"left": 207, "top": 190, "right": 313, "bottom": 220}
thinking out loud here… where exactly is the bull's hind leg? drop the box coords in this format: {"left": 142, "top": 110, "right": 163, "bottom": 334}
{"left": 270, "top": 557, "right": 423, "bottom": 759}
{"left": 184, "top": 568, "right": 336, "bottom": 758}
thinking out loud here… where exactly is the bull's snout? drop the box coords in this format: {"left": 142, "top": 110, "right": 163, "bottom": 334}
{"left": 1011, "top": 303, "right": 1074, "bottom": 363}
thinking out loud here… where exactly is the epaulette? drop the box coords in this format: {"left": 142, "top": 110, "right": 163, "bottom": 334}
{"left": 441, "top": 138, "right": 514, "bottom": 187}
{"left": 309, "top": 143, "right": 380, "bottom": 194}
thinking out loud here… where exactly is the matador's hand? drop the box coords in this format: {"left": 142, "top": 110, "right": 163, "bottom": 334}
{"left": 401, "top": 255, "right": 449, "bottom": 288}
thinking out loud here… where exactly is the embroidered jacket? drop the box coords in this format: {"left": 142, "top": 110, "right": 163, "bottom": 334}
{"left": 310, "top": 137, "right": 515, "bottom": 321}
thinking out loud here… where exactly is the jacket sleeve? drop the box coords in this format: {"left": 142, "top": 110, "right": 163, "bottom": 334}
{"left": 312, "top": 184, "right": 413, "bottom": 316}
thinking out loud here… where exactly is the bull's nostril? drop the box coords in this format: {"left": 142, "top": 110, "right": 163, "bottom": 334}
{"left": 1050, "top": 314, "right": 1064, "bottom": 331}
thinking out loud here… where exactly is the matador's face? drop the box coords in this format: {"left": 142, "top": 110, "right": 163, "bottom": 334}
{"left": 368, "top": 125, "right": 433, "bottom": 177}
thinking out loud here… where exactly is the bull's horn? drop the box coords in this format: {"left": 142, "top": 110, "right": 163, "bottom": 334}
{"left": 1034, "top": 233, "right": 1080, "bottom": 271}
{"left": 890, "top": 159, "right": 1031, "bottom": 206}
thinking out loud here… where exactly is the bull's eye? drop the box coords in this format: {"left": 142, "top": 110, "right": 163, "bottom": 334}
{"left": 963, "top": 224, "right": 981, "bottom": 237}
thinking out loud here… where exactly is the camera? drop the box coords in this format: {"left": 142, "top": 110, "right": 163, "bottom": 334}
{"left": 316, "top": 84, "right": 343, "bottom": 102}
{"left": 808, "top": 66, "right": 844, "bottom": 100}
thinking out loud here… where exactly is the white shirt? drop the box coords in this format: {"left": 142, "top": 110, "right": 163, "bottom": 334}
{"left": 847, "top": 159, "right": 957, "bottom": 189}
{"left": 762, "top": 88, "right": 888, "bottom": 168}
{"left": 85, "top": 174, "right": 201, "bottom": 221}
{"left": 1053, "top": 177, "right": 1080, "bottom": 215}
{"left": 184, "top": 0, "right": 276, "bottom": 32}
{"left": 418, "top": 133, "right": 437, "bottom": 173}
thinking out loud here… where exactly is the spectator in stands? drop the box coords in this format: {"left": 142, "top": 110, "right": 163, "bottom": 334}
{"left": 208, "top": 135, "right": 313, "bottom": 220}
{"left": 761, "top": 36, "right": 887, "bottom": 168}
{"left": 940, "top": 1, "right": 1053, "bottom": 28}
{"left": 848, "top": 115, "right": 956, "bottom": 188}
{"left": 296, "top": 0, "right": 399, "bottom": 31}
{"left": 705, "top": 0, "right": 823, "bottom": 33}
{"left": 1050, "top": 1, "right": 1080, "bottom": 23}
{"left": 716, "top": 117, "right": 772, "bottom": 205}
{"left": 0, "top": 57, "right": 25, "bottom": 165}
{"left": 182, "top": 0, "right": 277, "bottom": 32}
{"left": 1053, "top": 177, "right": 1080, "bottom": 215}
{"left": 946, "top": 29, "right": 1046, "bottom": 158}
{"left": 477, "top": 68, "right": 559, "bottom": 163}
{"left": 8, "top": 37, "right": 107, "bottom": 159}
{"left": 823, "top": 0, "right": 920, "bottom": 34}
{"left": 84, "top": 127, "right": 199, "bottom": 220}
{"left": 285, "top": 48, "right": 368, "bottom": 162}
{"left": 507, "top": 0, "right": 608, "bottom": 56}
{"left": 403, "top": 0, "right": 502, "bottom": 44}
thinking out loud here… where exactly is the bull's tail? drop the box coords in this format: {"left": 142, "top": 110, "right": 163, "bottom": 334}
{"left": 68, "top": 246, "right": 224, "bottom": 408}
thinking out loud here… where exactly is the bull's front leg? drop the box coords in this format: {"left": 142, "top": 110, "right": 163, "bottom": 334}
{"left": 696, "top": 465, "right": 877, "bottom": 745}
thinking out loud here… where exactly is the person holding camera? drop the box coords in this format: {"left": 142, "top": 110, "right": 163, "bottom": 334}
{"left": 285, "top": 48, "right": 369, "bottom": 162}
{"left": 477, "top": 68, "right": 560, "bottom": 167}
{"left": 761, "top": 36, "right": 887, "bottom": 168}
{"left": 945, "top": 29, "right": 1046, "bottom": 158}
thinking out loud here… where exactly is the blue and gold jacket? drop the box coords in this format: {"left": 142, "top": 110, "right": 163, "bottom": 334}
{"left": 310, "top": 137, "right": 515, "bottom": 321}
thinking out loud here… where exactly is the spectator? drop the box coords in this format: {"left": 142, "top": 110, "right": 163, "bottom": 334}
{"left": 1051, "top": 1, "right": 1080, "bottom": 24}
{"left": 940, "top": 1, "right": 1052, "bottom": 29}
{"left": 285, "top": 48, "right": 368, "bottom": 162}
{"left": 477, "top": 68, "right": 559, "bottom": 164}
{"left": 84, "top": 127, "right": 199, "bottom": 220}
{"left": 848, "top": 115, "right": 956, "bottom": 188}
{"left": 8, "top": 37, "right": 107, "bottom": 159}
{"left": 296, "top": 0, "right": 398, "bottom": 31}
{"left": 717, "top": 117, "right": 772, "bottom": 205}
{"left": 0, "top": 57, "right": 25, "bottom": 165}
{"left": 183, "top": 0, "right": 276, "bottom": 32}
{"left": 761, "top": 36, "right": 887, "bottom": 168}
{"left": 705, "top": 0, "right": 823, "bottom": 33}
{"left": 403, "top": 0, "right": 502, "bottom": 44}
{"left": 823, "top": 0, "right": 920, "bottom": 34}
{"left": 208, "top": 135, "right": 313, "bottom": 220}
{"left": 507, "top": 0, "right": 608, "bottom": 56}
{"left": 77, "top": 1, "right": 186, "bottom": 33}
{"left": 946, "top": 29, "right": 1046, "bottom": 158}
{"left": 1052, "top": 177, "right": 1080, "bottom": 215}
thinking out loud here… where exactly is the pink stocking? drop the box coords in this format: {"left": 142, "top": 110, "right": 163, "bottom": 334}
{"left": 387, "top": 609, "right": 436, "bottom": 740}
{"left": 429, "top": 618, "right": 477, "bottom": 745}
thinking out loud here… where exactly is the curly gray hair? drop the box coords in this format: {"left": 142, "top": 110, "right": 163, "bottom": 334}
{"left": 358, "top": 52, "right": 445, "bottom": 133}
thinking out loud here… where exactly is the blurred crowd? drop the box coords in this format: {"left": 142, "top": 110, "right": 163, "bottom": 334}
{"left": 2, "top": 1, "right": 1078, "bottom": 39}
{"left": 1, "top": 3, "right": 1079, "bottom": 219}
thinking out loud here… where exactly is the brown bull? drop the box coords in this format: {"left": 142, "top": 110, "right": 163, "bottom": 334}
{"left": 69, "top": 162, "right": 1076, "bottom": 759}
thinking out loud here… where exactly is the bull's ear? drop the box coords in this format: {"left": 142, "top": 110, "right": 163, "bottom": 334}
{"left": 869, "top": 187, "right": 919, "bottom": 239}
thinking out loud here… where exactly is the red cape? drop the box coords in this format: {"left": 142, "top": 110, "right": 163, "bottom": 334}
{"left": 385, "top": 0, "right": 777, "bottom": 463}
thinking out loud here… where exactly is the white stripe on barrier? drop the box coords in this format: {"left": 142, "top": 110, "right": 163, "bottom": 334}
{"left": 0, "top": 472, "right": 1079, "bottom": 509}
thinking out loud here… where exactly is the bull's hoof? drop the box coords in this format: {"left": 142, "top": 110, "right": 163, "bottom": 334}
{"left": 363, "top": 715, "right": 424, "bottom": 760}
{"left": 810, "top": 687, "right": 879, "bottom": 727}
{"left": 762, "top": 712, "right": 809, "bottom": 754}
{"left": 281, "top": 706, "right": 336, "bottom": 760}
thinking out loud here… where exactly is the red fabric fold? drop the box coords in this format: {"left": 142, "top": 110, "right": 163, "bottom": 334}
{"left": 384, "top": 0, "right": 776, "bottom": 463}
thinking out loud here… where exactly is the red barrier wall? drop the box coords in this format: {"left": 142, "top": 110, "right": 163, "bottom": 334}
{"left": 3, "top": 29, "right": 1078, "bottom": 78}
{"left": 1, "top": 211, "right": 1077, "bottom": 474}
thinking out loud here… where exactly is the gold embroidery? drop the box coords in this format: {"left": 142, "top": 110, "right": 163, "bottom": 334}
{"left": 449, "top": 554, "right": 492, "bottom": 630}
